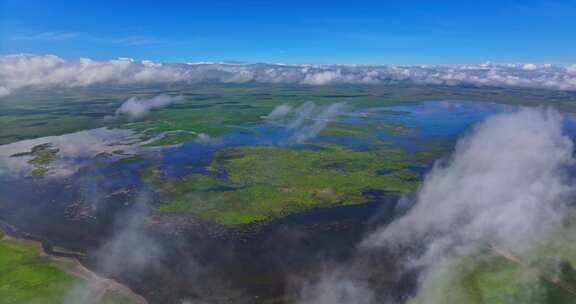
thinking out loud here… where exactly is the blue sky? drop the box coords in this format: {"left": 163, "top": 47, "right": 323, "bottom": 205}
{"left": 1, "top": 0, "right": 575, "bottom": 64}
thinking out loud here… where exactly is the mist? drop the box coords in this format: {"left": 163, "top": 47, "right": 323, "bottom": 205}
{"left": 297, "top": 107, "right": 576, "bottom": 303}
{"left": 266, "top": 102, "right": 349, "bottom": 143}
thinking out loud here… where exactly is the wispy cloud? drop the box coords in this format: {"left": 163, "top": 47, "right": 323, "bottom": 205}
{"left": 115, "top": 94, "right": 183, "bottom": 119}
{"left": 12, "top": 31, "right": 81, "bottom": 41}
{"left": 8, "top": 31, "right": 163, "bottom": 47}
{"left": 266, "top": 102, "right": 349, "bottom": 143}
{"left": 108, "top": 35, "right": 163, "bottom": 46}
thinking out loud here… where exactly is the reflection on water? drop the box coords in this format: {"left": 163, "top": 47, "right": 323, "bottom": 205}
{"left": 0, "top": 128, "right": 142, "bottom": 178}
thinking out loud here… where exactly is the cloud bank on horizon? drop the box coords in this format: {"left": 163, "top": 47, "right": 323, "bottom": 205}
{"left": 1, "top": 54, "right": 576, "bottom": 97}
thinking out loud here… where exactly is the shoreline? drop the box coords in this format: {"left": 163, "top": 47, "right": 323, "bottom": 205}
{"left": 0, "top": 221, "right": 148, "bottom": 304}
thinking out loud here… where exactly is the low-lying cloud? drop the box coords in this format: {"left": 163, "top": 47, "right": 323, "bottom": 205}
{"left": 297, "top": 107, "right": 576, "bottom": 303}
{"left": 1, "top": 54, "right": 576, "bottom": 97}
{"left": 364, "top": 107, "right": 575, "bottom": 258}
{"left": 96, "top": 192, "right": 163, "bottom": 277}
{"left": 115, "top": 94, "right": 182, "bottom": 119}
{"left": 266, "top": 102, "right": 349, "bottom": 143}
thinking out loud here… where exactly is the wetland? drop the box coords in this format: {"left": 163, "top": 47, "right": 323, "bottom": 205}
{"left": 2, "top": 84, "right": 576, "bottom": 303}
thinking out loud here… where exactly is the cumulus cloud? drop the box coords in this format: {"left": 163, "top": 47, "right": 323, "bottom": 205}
{"left": 297, "top": 107, "right": 576, "bottom": 303}
{"left": 0, "top": 54, "right": 188, "bottom": 97}
{"left": 115, "top": 94, "right": 182, "bottom": 119}
{"left": 1, "top": 54, "right": 576, "bottom": 97}
{"left": 266, "top": 102, "right": 349, "bottom": 143}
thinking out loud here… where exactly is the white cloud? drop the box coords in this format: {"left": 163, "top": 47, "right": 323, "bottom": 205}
{"left": 194, "top": 133, "right": 223, "bottom": 146}
{"left": 115, "top": 94, "right": 183, "bottom": 119}
{"left": 302, "top": 71, "right": 341, "bottom": 85}
{"left": 15, "top": 31, "right": 80, "bottom": 41}
{"left": 1, "top": 54, "right": 576, "bottom": 97}
{"left": 0, "top": 54, "right": 188, "bottom": 97}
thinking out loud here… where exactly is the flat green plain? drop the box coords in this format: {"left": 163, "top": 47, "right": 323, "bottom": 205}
{"left": 2, "top": 84, "right": 576, "bottom": 146}
{"left": 0, "top": 236, "right": 78, "bottom": 303}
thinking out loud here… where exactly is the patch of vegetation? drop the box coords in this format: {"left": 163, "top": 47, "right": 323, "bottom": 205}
{"left": 320, "top": 122, "right": 376, "bottom": 138}
{"left": 0, "top": 235, "right": 79, "bottom": 303}
{"left": 0, "top": 229, "right": 139, "bottom": 304}
{"left": 26, "top": 143, "right": 59, "bottom": 166}
{"left": 124, "top": 107, "right": 260, "bottom": 146}
{"left": 10, "top": 143, "right": 60, "bottom": 177}
{"left": 150, "top": 143, "right": 426, "bottom": 225}
{"left": 411, "top": 250, "right": 576, "bottom": 304}
{"left": 410, "top": 212, "right": 576, "bottom": 304}
{"left": 142, "top": 131, "right": 197, "bottom": 147}
{"left": 30, "top": 167, "right": 50, "bottom": 177}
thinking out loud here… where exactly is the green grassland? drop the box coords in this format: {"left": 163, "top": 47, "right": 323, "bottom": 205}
{"left": 0, "top": 234, "right": 78, "bottom": 303}
{"left": 0, "top": 230, "right": 138, "bottom": 304}
{"left": 410, "top": 252, "right": 576, "bottom": 304}
{"left": 144, "top": 142, "right": 428, "bottom": 225}
{"left": 2, "top": 84, "right": 576, "bottom": 146}
{"left": 410, "top": 213, "right": 576, "bottom": 304}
